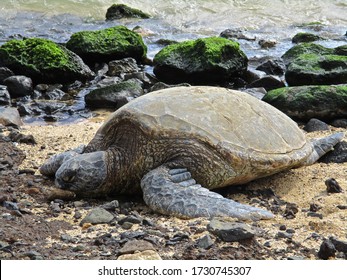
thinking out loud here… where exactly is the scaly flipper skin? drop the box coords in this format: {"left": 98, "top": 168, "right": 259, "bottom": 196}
{"left": 304, "top": 132, "right": 345, "bottom": 165}
{"left": 141, "top": 167, "right": 274, "bottom": 221}
{"left": 39, "top": 145, "right": 85, "bottom": 176}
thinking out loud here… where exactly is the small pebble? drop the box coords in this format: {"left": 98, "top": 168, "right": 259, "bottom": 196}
{"left": 121, "top": 222, "right": 133, "bottom": 230}
{"left": 279, "top": 225, "right": 286, "bottom": 231}
{"left": 196, "top": 234, "right": 214, "bottom": 249}
{"left": 307, "top": 212, "right": 323, "bottom": 219}
{"left": 325, "top": 178, "right": 343, "bottom": 193}
{"left": 276, "top": 231, "right": 293, "bottom": 239}
{"left": 309, "top": 203, "right": 321, "bottom": 212}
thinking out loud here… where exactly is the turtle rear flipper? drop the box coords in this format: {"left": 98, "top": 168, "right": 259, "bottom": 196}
{"left": 141, "top": 166, "right": 274, "bottom": 221}
{"left": 304, "top": 132, "right": 345, "bottom": 165}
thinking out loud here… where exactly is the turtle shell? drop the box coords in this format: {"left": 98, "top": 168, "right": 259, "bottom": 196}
{"left": 90, "top": 86, "right": 312, "bottom": 182}
{"left": 114, "top": 86, "right": 306, "bottom": 151}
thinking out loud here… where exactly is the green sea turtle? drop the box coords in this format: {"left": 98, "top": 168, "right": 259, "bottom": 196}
{"left": 40, "top": 86, "right": 344, "bottom": 220}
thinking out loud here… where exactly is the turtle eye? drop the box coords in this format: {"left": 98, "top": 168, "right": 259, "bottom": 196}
{"left": 61, "top": 170, "right": 76, "bottom": 183}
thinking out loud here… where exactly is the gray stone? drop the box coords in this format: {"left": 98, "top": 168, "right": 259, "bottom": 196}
{"left": 256, "top": 58, "right": 286, "bottom": 75}
{"left": 3, "top": 75, "right": 33, "bottom": 98}
{"left": 118, "top": 215, "right": 142, "bottom": 225}
{"left": 307, "top": 212, "right": 323, "bottom": 219}
{"left": 0, "top": 241, "right": 10, "bottom": 250}
{"left": 80, "top": 207, "right": 114, "bottom": 225}
{"left": 196, "top": 234, "right": 214, "bottom": 249}
{"left": 25, "top": 251, "right": 44, "bottom": 260}
{"left": 101, "top": 200, "right": 119, "bottom": 211}
{"left": 247, "top": 75, "right": 285, "bottom": 91}
{"left": 108, "top": 58, "right": 139, "bottom": 76}
{"left": 0, "top": 107, "right": 23, "bottom": 127}
{"left": 119, "top": 240, "right": 155, "bottom": 255}
{"left": 303, "top": 118, "right": 330, "bottom": 132}
{"left": 276, "top": 231, "right": 293, "bottom": 239}
{"left": 207, "top": 218, "right": 256, "bottom": 242}
{"left": 85, "top": 79, "right": 143, "bottom": 109}
{"left": 0, "top": 86, "right": 11, "bottom": 106}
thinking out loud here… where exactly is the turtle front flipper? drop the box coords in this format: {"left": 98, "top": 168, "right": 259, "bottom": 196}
{"left": 40, "top": 145, "right": 85, "bottom": 176}
{"left": 141, "top": 166, "right": 274, "bottom": 221}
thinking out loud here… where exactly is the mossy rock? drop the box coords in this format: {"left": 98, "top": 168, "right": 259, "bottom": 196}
{"left": 153, "top": 37, "right": 248, "bottom": 84}
{"left": 292, "top": 33, "right": 324, "bottom": 44}
{"left": 106, "top": 4, "right": 150, "bottom": 20}
{"left": 66, "top": 26, "right": 147, "bottom": 65}
{"left": 0, "top": 38, "right": 94, "bottom": 84}
{"left": 282, "top": 43, "right": 333, "bottom": 65}
{"left": 262, "top": 85, "right": 347, "bottom": 121}
{"left": 282, "top": 43, "right": 347, "bottom": 86}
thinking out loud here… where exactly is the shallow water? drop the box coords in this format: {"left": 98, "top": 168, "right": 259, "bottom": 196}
{"left": 0, "top": 0, "right": 346, "bottom": 124}
{"left": 1, "top": 0, "right": 346, "bottom": 56}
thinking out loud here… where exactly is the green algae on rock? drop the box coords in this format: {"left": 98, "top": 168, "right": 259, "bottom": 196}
{"left": 153, "top": 37, "right": 248, "bottom": 84}
{"left": 262, "top": 85, "right": 347, "bottom": 121}
{"left": 282, "top": 43, "right": 347, "bottom": 86}
{"left": 0, "top": 38, "right": 94, "bottom": 84}
{"left": 292, "top": 32, "right": 324, "bottom": 44}
{"left": 106, "top": 4, "right": 151, "bottom": 20}
{"left": 66, "top": 26, "right": 147, "bottom": 65}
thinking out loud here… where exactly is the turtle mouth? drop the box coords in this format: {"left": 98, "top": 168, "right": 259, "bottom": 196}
{"left": 55, "top": 177, "right": 79, "bottom": 192}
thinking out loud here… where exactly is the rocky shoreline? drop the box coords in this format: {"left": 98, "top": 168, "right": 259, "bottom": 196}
{"left": 0, "top": 4, "right": 347, "bottom": 260}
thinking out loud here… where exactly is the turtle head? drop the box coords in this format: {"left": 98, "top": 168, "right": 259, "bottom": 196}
{"left": 55, "top": 151, "right": 107, "bottom": 195}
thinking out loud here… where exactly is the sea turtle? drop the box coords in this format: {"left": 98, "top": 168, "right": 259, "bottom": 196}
{"left": 40, "top": 86, "right": 344, "bottom": 220}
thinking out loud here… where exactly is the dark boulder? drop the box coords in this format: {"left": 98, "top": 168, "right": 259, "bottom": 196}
{"left": 0, "top": 107, "right": 23, "bottom": 127}
{"left": 108, "top": 58, "right": 139, "bottom": 77}
{"left": 247, "top": 75, "right": 285, "bottom": 91}
{"left": 3, "top": 75, "right": 33, "bottom": 98}
{"left": 207, "top": 218, "right": 256, "bottom": 242}
{"left": 292, "top": 32, "right": 324, "bottom": 44}
{"left": 85, "top": 79, "right": 143, "bottom": 109}
{"left": 303, "top": 118, "right": 330, "bottom": 132}
{"left": 106, "top": 4, "right": 150, "bottom": 20}
{"left": 256, "top": 58, "right": 286, "bottom": 75}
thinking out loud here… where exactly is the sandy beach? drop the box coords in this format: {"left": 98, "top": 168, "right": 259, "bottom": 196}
{"left": 10, "top": 116, "right": 346, "bottom": 259}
